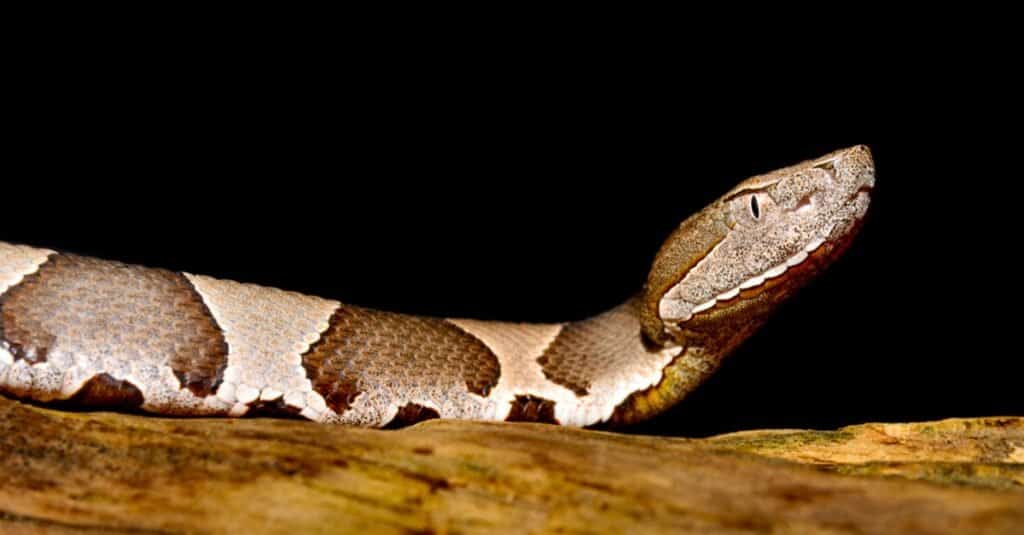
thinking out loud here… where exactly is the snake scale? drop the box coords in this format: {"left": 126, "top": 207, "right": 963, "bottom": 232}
{"left": 0, "top": 146, "right": 874, "bottom": 428}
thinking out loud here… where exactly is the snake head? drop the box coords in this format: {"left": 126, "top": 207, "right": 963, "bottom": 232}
{"left": 641, "top": 145, "right": 875, "bottom": 346}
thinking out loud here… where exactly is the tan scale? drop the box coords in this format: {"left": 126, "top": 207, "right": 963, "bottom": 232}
{"left": 446, "top": 318, "right": 567, "bottom": 420}
{"left": 184, "top": 273, "right": 340, "bottom": 419}
{"left": 0, "top": 242, "right": 53, "bottom": 372}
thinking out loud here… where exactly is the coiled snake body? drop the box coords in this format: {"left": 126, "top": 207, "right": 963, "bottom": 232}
{"left": 0, "top": 147, "right": 874, "bottom": 427}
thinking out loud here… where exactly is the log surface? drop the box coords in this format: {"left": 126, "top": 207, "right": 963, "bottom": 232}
{"left": 1, "top": 396, "right": 1022, "bottom": 534}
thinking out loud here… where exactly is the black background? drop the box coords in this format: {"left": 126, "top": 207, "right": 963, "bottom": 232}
{"left": 4, "top": 50, "right": 1020, "bottom": 437}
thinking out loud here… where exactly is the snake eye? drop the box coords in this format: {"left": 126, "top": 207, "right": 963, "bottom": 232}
{"left": 750, "top": 195, "right": 761, "bottom": 220}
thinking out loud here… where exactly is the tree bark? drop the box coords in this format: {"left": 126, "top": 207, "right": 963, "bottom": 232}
{"left": 1, "top": 396, "right": 1021, "bottom": 534}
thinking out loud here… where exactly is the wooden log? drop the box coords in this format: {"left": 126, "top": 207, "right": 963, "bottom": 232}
{"left": 1, "top": 396, "right": 1021, "bottom": 534}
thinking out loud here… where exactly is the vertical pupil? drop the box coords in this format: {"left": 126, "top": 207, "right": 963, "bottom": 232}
{"left": 750, "top": 195, "right": 760, "bottom": 219}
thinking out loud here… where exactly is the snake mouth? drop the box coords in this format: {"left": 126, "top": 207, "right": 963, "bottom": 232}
{"left": 673, "top": 212, "right": 870, "bottom": 326}
{"left": 669, "top": 231, "right": 835, "bottom": 322}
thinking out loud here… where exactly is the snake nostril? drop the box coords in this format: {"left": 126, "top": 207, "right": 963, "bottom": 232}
{"left": 797, "top": 193, "right": 814, "bottom": 209}
{"left": 850, "top": 184, "right": 874, "bottom": 201}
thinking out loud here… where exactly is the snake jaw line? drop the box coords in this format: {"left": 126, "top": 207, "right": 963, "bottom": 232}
{"left": 660, "top": 225, "right": 836, "bottom": 329}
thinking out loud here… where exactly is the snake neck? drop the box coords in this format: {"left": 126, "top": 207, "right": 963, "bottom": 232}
{"left": 592, "top": 296, "right": 758, "bottom": 427}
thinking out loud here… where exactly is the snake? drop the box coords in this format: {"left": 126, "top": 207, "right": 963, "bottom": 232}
{"left": 0, "top": 146, "right": 874, "bottom": 428}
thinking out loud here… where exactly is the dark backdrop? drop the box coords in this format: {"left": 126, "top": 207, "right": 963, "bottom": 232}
{"left": 4, "top": 71, "right": 1019, "bottom": 436}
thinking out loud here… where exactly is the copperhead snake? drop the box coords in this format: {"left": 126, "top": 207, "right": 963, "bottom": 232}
{"left": 0, "top": 146, "right": 874, "bottom": 428}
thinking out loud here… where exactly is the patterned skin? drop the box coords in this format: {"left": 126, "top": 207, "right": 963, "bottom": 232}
{"left": 0, "top": 146, "right": 874, "bottom": 428}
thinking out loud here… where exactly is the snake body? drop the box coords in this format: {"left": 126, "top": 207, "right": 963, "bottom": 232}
{"left": 0, "top": 146, "right": 874, "bottom": 427}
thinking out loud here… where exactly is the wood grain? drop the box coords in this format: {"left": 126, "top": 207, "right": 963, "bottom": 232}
{"left": 1, "top": 396, "right": 1021, "bottom": 534}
